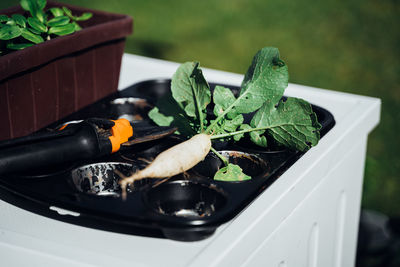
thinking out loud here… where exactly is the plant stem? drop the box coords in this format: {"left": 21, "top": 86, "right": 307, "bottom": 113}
{"left": 210, "top": 126, "right": 272, "bottom": 140}
{"left": 194, "top": 93, "right": 204, "bottom": 132}
{"left": 210, "top": 146, "right": 229, "bottom": 166}
{"left": 190, "top": 71, "right": 204, "bottom": 131}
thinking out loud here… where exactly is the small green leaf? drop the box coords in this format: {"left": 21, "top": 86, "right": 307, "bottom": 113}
{"left": 222, "top": 114, "right": 244, "bottom": 132}
{"left": 148, "top": 107, "right": 174, "bottom": 126}
{"left": 62, "top": 7, "right": 75, "bottom": 19}
{"left": 48, "top": 23, "right": 75, "bottom": 36}
{"left": 11, "top": 14, "right": 27, "bottom": 27}
{"left": 21, "top": 0, "right": 46, "bottom": 22}
{"left": 35, "top": 10, "right": 45, "bottom": 23}
{"left": 72, "top": 21, "right": 81, "bottom": 31}
{"left": 148, "top": 91, "right": 196, "bottom": 137}
{"left": 75, "top": 12, "right": 92, "bottom": 21}
{"left": 213, "top": 85, "right": 238, "bottom": 118}
{"left": 47, "top": 16, "right": 70, "bottom": 27}
{"left": 49, "top": 7, "right": 64, "bottom": 17}
{"left": 210, "top": 85, "right": 247, "bottom": 139}
{"left": 27, "top": 17, "right": 47, "bottom": 32}
{"left": 214, "top": 163, "right": 251, "bottom": 181}
{"left": 249, "top": 130, "right": 268, "bottom": 147}
{"left": 37, "top": 0, "right": 46, "bottom": 10}
{"left": 7, "top": 42, "right": 34, "bottom": 50}
{"left": 6, "top": 19, "right": 16, "bottom": 26}
{"left": 0, "top": 25, "right": 21, "bottom": 40}
{"left": 21, "top": 28, "right": 43, "bottom": 43}
{"left": 0, "top": 15, "right": 9, "bottom": 23}
{"left": 27, "top": 26, "right": 41, "bottom": 35}
{"left": 20, "top": 0, "right": 36, "bottom": 13}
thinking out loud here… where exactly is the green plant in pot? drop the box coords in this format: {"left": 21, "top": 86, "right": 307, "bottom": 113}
{"left": 0, "top": 0, "right": 132, "bottom": 141}
{"left": 0, "top": 0, "right": 92, "bottom": 54}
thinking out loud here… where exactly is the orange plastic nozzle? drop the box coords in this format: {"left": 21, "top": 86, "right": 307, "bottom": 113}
{"left": 58, "top": 124, "right": 68, "bottom": 131}
{"left": 108, "top": 118, "right": 133, "bottom": 153}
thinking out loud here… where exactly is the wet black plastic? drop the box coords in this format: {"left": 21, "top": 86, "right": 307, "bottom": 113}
{"left": 0, "top": 79, "right": 335, "bottom": 241}
{"left": 0, "top": 122, "right": 111, "bottom": 175}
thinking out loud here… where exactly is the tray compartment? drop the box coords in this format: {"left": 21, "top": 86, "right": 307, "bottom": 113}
{"left": 193, "top": 151, "right": 270, "bottom": 181}
{"left": 71, "top": 162, "right": 135, "bottom": 197}
{"left": 145, "top": 180, "right": 227, "bottom": 218}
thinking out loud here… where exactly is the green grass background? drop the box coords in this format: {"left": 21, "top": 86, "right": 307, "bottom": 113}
{"left": 2, "top": 0, "right": 399, "bottom": 217}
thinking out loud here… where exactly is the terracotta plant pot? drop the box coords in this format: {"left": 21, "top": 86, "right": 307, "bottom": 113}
{"left": 0, "top": 1, "right": 133, "bottom": 140}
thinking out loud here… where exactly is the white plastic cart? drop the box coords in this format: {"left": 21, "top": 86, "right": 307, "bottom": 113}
{"left": 0, "top": 54, "right": 381, "bottom": 267}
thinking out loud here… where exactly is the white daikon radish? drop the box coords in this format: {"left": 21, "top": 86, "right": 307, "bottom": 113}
{"left": 117, "top": 133, "right": 211, "bottom": 199}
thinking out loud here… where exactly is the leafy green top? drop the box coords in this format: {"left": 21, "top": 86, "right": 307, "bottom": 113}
{"left": 149, "top": 47, "right": 321, "bottom": 181}
{"left": 0, "top": 0, "right": 92, "bottom": 55}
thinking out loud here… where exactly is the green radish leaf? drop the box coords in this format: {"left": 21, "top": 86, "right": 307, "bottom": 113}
{"left": 236, "top": 47, "right": 288, "bottom": 113}
{"left": 213, "top": 85, "right": 238, "bottom": 118}
{"left": 170, "top": 62, "right": 211, "bottom": 132}
{"left": 0, "top": 15, "right": 10, "bottom": 23}
{"left": 148, "top": 107, "right": 174, "bottom": 126}
{"left": 11, "top": 14, "right": 27, "bottom": 27}
{"left": 148, "top": 46, "right": 321, "bottom": 161}
{"left": 250, "top": 97, "right": 321, "bottom": 151}
{"left": 21, "top": 28, "right": 43, "bottom": 43}
{"left": 148, "top": 91, "right": 196, "bottom": 137}
{"left": 7, "top": 42, "right": 34, "bottom": 50}
{"left": 211, "top": 85, "right": 245, "bottom": 139}
{"left": 27, "top": 17, "right": 47, "bottom": 32}
{"left": 48, "top": 23, "right": 75, "bottom": 36}
{"left": 232, "top": 124, "right": 252, "bottom": 142}
{"left": 171, "top": 62, "right": 211, "bottom": 118}
{"left": 47, "top": 16, "right": 70, "bottom": 27}
{"left": 248, "top": 130, "right": 268, "bottom": 148}
{"left": 75, "top": 12, "right": 92, "bottom": 21}
{"left": 205, "top": 47, "right": 288, "bottom": 134}
{"left": 49, "top": 7, "right": 64, "bottom": 17}
{"left": 222, "top": 114, "right": 244, "bottom": 132}
{"left": 0, "top": 25, "right": 21, "bottom": 40}
{"left": 214, "top": 163, "right": 251, "bottom": 181}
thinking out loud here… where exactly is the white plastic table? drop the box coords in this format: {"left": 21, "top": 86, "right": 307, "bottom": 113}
{"left": 0, "top": 54, "right": 381, "bottom": 267}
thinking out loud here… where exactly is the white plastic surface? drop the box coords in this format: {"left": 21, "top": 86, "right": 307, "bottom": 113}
{"left": 0, "top": 54, "right": 381, "bottom": 266}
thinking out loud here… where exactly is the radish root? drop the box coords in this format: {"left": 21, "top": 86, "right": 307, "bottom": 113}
{"left": 116, "top": 133, "right": 212, "bottom": 200}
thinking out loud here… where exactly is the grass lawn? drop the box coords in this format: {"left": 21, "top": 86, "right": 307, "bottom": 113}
{"left": 1, "top": 0, "right": 399, "bottom": 216}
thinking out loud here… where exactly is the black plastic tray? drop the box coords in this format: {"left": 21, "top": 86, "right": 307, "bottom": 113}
{"left": 0, "top": 79, "right": 335, "bottom": 241}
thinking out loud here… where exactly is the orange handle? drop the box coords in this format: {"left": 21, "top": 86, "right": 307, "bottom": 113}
{"left": 108, "top": 118, "right": 133, "bottom": 153}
